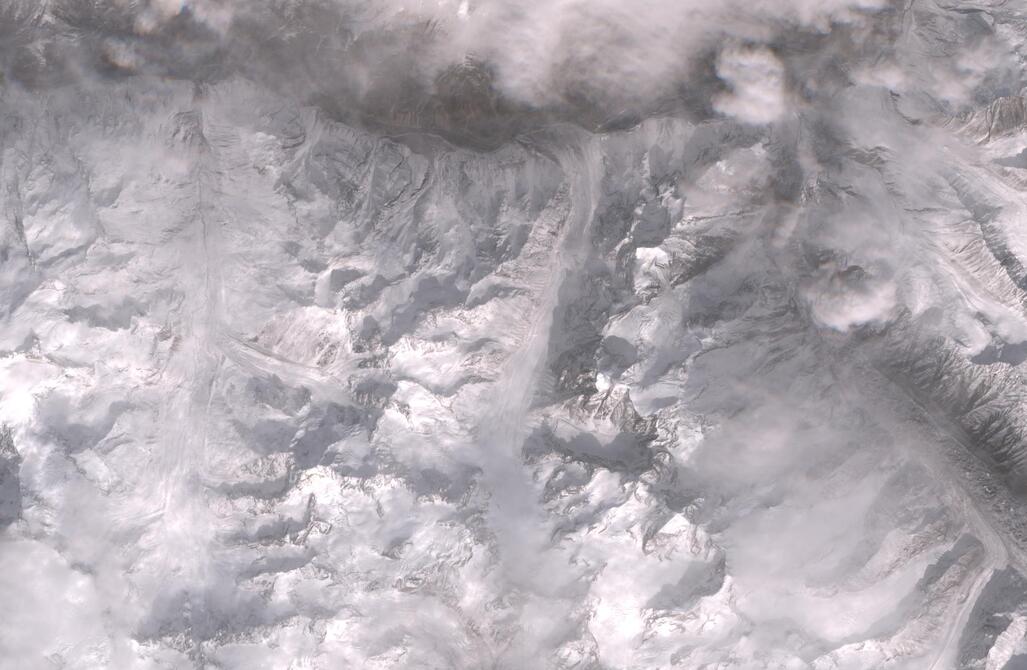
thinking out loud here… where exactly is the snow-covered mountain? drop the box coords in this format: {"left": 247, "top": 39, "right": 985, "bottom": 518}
{"left": 4, "top": 1, "right": 1027, "bottom": 668}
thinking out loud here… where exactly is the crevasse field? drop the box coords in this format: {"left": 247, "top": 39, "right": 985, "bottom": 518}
{"left": 3, "top": 1, "right": 1027, "bottom": 668}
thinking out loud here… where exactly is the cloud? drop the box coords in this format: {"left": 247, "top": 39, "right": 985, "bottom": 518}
{"left": 0, "top": 0, "right": 898, "bottom": 135}
{"left": 4, "top": 0, "right": 1027, "bottom": 667}
{"left": 713, "top": 46, "right": 788, "bottom": 125}
{"left": 804, "top": 263, "right": 898, "bottom": 332}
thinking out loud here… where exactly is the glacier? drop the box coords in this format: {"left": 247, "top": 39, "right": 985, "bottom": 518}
{"left": 3, "top": 1, "right": 1027, "bottom": 669}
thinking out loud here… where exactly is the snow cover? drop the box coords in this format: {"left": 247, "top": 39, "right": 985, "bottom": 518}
{"left": 3, "top": 1, "right": 1027, "bottom": 669}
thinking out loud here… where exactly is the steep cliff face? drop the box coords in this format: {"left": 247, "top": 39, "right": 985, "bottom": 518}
{"left": 5, "top": 1, "right": 1027, "bottom": 669}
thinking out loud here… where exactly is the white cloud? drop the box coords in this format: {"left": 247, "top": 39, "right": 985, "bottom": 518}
{"left": 713, "top": 46, "right": 788, "bottom": 125}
